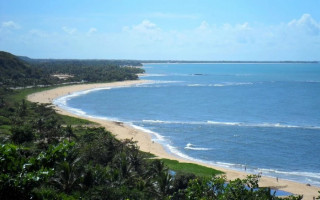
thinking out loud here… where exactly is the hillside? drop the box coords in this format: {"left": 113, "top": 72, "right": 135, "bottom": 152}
{"left": 0, "top": 51, "right": 144, "bottom": 87}
{"left": 0, "top": 51, "right": 48, "bottom": 87}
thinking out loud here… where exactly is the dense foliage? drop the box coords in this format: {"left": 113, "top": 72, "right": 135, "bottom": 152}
{"left": 25, "top": 59, "right": 144, "bottom": 83}
{"left": 0, "top": 51, "right": 47, "bottom": 87}
{"left": 0, "top": 51, "right": 144, "bottom": 87}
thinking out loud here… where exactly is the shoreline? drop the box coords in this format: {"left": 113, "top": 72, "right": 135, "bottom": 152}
{"left": 27, "top": 80, "right": 319, "bottom": 199}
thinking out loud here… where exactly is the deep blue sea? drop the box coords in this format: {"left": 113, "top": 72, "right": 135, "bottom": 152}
{"left": 55, "top": 63, "right": 320, "bottom": 186}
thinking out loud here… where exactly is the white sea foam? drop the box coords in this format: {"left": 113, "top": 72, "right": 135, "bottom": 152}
{"left": 184, "top": 143, "right": 212, "bottom": 151}
{"left": 153, "top": 80, "right": 184, "bottom": 84}
{"left": 207, "top": 121, "right": 242, "bottom": 126}
{"left": 304, "top": 80, "right": 320, "bottom": 83}
{"left": 187, "top": 84, "right": 206, "bottom": 87}
{"left": 130, "top": 124, "right": 166, "bottom": 143}
{"left": 140, "top": 119, "right": 320, "bottom": 130}
{"left": 53, "top": 87, "right": 113, "bottom": 118}
{"left": 256, "top": 168, "right": 320, "bottom": 186}
{"left": 136, "top": 80, "right": 184, "bottom": 88}
{"left": 163, "top": 145, "right": 320, "bottom": 186}
{"left": 54, "top": 87, "right": 112, "bottom": 106}
{"left": 142, "top": 119, "right": 167, "bottom": 123}
{"left": 207, "top": 121, "right": 320, "bottom": 129}
{"left": 53, "top": 80, "right": 155, "bottom": 110}
{"left": 186, "top": 82, "right": 253, "bottom": 87}
{"left": 141, "top": 119, "right": 203, "bottom": 125}
{"left": 142, "top": 73, "right": 168, "bottom": 77}
{"left": 53, "top": 83, "right": 159, "bottom": 122}
{"left": 259, "top": 168, "right": 320, "bottom": 180}
{"left": 211, "top": 82, "right": 253, "bottom": 87}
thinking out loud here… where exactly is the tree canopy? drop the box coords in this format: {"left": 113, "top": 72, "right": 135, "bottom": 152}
{"left": 0, "top": 51, "right": 144, "bottom": 87}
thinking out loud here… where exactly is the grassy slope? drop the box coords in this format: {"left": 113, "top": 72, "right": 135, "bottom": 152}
{"left": 161, "top": 158, "right": 223, "bottom": 177}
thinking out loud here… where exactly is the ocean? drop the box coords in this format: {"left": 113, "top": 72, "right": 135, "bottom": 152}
{"left": 54, "top": 63, "right": 320, "bottom": 186}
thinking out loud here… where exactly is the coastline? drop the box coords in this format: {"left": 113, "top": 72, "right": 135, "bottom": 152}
{"left": 27, "top": 80, "right": 319, "bottom": 199}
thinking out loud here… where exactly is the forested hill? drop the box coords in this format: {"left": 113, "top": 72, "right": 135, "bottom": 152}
{"left": 19, "top": 57, "right": 143, "bottom": 67}
{"left": 0, "top": 51, "right": 144, "bottom": 87}
{"left": 0, "top": 51, "right": 46, "bottom": 87}
{"left": 22, "top": 58, "right": 144, "bottom": 83}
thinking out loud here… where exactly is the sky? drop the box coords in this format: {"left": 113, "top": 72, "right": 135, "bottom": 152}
{"left": 0, "top": 0, "right": 320, "bottom": 61}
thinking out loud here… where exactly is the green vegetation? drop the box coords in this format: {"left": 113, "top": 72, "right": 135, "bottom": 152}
{"left": 161, "top": 159, "right": 222, "bottom": 177}
{"left": 0, "top": 50, "right": 306, "bottom": 199}
{"left": 22, "top": 56, "right": 144, "bottom": 84}
{"left": 0, "top": 51, "right": 46, "bottom": 87}
{"left": 1, "top": 51, "right": 144, "bottom": 87}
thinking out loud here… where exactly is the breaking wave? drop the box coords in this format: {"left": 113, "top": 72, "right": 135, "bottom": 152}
{"left": 187, "top": 82, "right": 253, "bottom": 87}
{"left": 140, "top": 119, "right": 320, "bottom": 130}
{"left": 184, "top": 143, "right": 212, "bottom": 151}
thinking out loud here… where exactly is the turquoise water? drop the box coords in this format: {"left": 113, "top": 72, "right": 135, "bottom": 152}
{"left": 55, "top": 63, "right": 320, "bottom": 186}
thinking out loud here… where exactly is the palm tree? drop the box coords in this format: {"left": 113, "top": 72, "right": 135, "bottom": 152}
{"left": 51, "top": 157, "right": 82, "bottom": 194}
{"left": 65, "top": 125, "right": 76, "bottom": 142}
{"left": 147, "top": 160, "right": 173, "bottom": 197}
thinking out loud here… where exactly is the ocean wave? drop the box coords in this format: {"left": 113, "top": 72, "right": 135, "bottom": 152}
{"left": 259, "top": 168, "right": 320, "bottom": 180}
{"left": 167, "top": 145, "right": 320, "bottom": 185}
{"left": 140, "top": 119, "right": 320, "bottom": 130}
{"left": 211, "top": 82, "right": 253, "bottom": 87}
{"left": 55, "top": 87, "right": 111, "bottom": 103}
{"left": 143, "top": 119, "right": 168, "bottom": 123}
{"left": 54, "top": 101, "right": 122, "bottom": 122}
{"left": 184, "top": 143, "right": 212, "bottom": 151}
{"left": 141, "top": 119, "right": 203, "bottom": 125}
{"left": 136, "top": 80, "right": 185, "bottom": 87}
{"left": 207, "top": 121, "right": 320, "bottom": 129}
{"left": 305, "top": 80, "right": 320, "bottom": 83}
{"left": 152, "top": 80, "right": 185, "bottom": 84}
{"left": 141, "top": 66, "right": 153, "bottom": 69}
{"left": 54, "top": 81, "right": 157, "bottom": 105}
{"left": 165, "top": 144, "right": 320, "bottom": 186}
{"left": 164, "top": 143, "right": 319, "bottom": 184}
{"left": 166, "top": 144, "right": 196, "bottom": 161}
{"left": 256, "top": 168, "right": 320, "bottom": 186}
{"left": 142, "top": 73, "right": 168, "bottom": 77}
{"left": 53, "top": 87, "right": 114, "bottom": 117}
{"left": 187, "top": 84, "right": 206, "bottom": 87}
{"left": 207, "top": 121, "right": 242, "bottom": 126}
{"left": 129, "top": 124, "right": 166, "bottom": 143}
{"left": 187, "top": 82, "right": 253, "bottom": 87}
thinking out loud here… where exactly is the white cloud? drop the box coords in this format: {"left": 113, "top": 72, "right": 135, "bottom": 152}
{"left": 197, "top": 21, "right": 210, "bottom": 31}
{"left": 288, "top": 14, "right": 320, "bottom": 35}
{"left": 87, "top": 27, "right": 97, "bottom": 35}
{"left": 2, "top": 21, "right": 20, "bottom": 29}
{"left": 29, "top": 29, "right": 49, "bottom": 38}
{"left": 62, "top": 26, "right": 77, "bottom": 35}
{"left": 123, "top": 20, "right": 162, "bottom": 41}
{"left": 1, "top": 14, "right": 319, "bottom": 60}
{"left": 236, "top": 22, "right": 251, "bottom": 31}
{"left": 132, "top": 20, "right": 159, "bottom": 32}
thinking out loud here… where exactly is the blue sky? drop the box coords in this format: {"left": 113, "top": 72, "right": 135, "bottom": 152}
{"left": 0, "top": 0, "right": 319, "bottom": 60}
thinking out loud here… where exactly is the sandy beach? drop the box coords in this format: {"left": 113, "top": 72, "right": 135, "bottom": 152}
{"left": 27, "top": 80, "right": 319, "bottom": 199}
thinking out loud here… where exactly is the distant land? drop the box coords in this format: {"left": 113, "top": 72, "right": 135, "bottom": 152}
{"left": 140, "top": 60, "right": 319, "bottom": 64}
{"left": 18, "top": 56, "right": 319, "bottom": 64}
